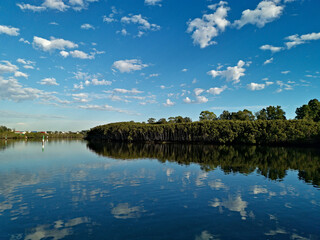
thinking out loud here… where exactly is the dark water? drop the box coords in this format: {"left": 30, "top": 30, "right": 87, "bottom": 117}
{"left": 0, "top": 140, "right": 320, "bottom": 240}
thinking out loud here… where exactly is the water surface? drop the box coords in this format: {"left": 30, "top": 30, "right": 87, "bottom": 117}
{"left": 0, "top": 140, "right": 320, "bottom": 239}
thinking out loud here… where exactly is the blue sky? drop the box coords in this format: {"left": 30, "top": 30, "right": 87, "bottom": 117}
{"left": 0, "top": 0, "right": 320, "bottom": 131}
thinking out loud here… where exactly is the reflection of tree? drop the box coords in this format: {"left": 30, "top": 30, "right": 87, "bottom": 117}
{"left": 87, "top": 141, "right": 320, "bottom": 188}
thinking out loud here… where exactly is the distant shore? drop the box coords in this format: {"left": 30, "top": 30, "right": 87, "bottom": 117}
{"left": 86, "top": 120, "right": 320, "bottom": 146}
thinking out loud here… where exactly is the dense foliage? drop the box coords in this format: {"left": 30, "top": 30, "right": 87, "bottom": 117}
{"left": 86, "top": 120, "right": 320, "bottom": 145}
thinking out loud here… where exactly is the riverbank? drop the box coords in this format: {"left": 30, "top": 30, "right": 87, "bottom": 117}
{"left": 86, "top": 120, "right": 320, "bottom": 146}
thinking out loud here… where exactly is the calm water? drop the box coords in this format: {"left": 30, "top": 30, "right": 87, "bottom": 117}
{"left": 0, "top": 140, "right": 320, "bottom": 240}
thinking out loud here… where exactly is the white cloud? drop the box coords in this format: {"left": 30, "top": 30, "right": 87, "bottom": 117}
{"left": 79, "top": 104, "right": 137, "bottom": 115}
{"left": 260, "top": 44, "right": 283, "bottom": 53}
{"left": 103, "top": 6, "right": 118, "bottom": 23}
{"left": 19, "top": 38, "right": 30, "bottom": 44}
{"left": 112, "top": 88, "right": 143, "bottom": 94}
{"left": 72, "top": 93, "right": 89, "bottom": 102}
{"left": 276, "top": 80, "right": 293, "bottom": 92}
{"left": 33, "top": 36, "right": 78, "bottom": 52}
{"left": 0, "top": 25, "right": 20, "bottom": 36}
{"left": 183, "top": 95, "right": 208, "bottom": 104}
{"left": 17, "top": 0, "right": 98, "bottom": 12}
{"left": 285, "top": 32, "right": 320, "bottom": 49}
{"left": 182, "top": 68, "right": 188, "bottom": 72}
{"left": 194, "top": 88, "right": 205, "bottom": 96}
{"left": 163, "top": 98, "right": 175, "bottom": 107}
{"left": 69, "top": 50, "right": 94, "bottom": 59}
{"left": 81, "top": 23, "right": 95, "bottom": 30}
{"left": 14, "top": 71, "right": 28, "bottom": 78}
{"left": 234, "top": 0, "right": 284, "bottom": 28}
{"left": 263, "top": 57, "right": 273, "bottom": 65}
{"left": 16, "top": 3, "right": 46, "bottom": 12}
{"left": 121, "top": 14, "right": 160, "bottom": 36}
{"left": 207, "top": 85, "right": 227, "bottom": 95}
{"left": 42, "top": 0, "right": 69, "bottom": 11}
{"left": 281, "top": 70, "right": 290, "bottom": 74}
{"left": 0, "top": 76, "right": 42, "bottom": 101}
{"left": 91, "top": 79, "right": 112, "bottom": 86}
{"left": 207, "top": 60, "right": 246, "bottom": 84}
{"left": 247, "top": 82, "right": 265, "bottom": 91}
{"left": 39, "top": 78, "right": 59, "bottom": 86}
{"left": 195, "top": 95, "right": 208, "bottom": 103}
{"left": 145, "top": 0, "right": 162, "bottom": 6}
{"left": 183, "top": 97, "right": 192, "bottom": 103}
{"left": 0, "top": 61, "right": 18, "bottom": 74}
{"left": 16, "top": 58, "right": 35, "bottom": 65}
{"left": 187, "top": 1, "right": 230, "bottom": 48}
{"left": 112, "top": 59, "right": 148, "bottom": 73}
{"left": 60, "top": 51, "right": 69, "bottom": 58}
{"left": 23, "top": 65, "right": 34, "bottom": 70}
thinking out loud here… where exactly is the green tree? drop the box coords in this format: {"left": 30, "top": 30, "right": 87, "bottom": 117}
{"left": 174, "top": 116, "right": 184, "bottom": 123}
{"left": 147, "top": 118, "right": 156, "bottom": 124}
{"left": 199, "top": 111, "right": 217, "bottom": 121}
{"left": 266, "top": 106, "right": 286, "bottom": 120}
{"left": 256, "top": 109, "right": 267, "bottom": 120}
{"left": 257, "top": 106, "right": 286, "bottom": 120}
{"left": 157, "top": 118, "right": 167, "bottom": 124}
{"left": 296, "top": 99, "right": 320, "bottom": 122}
{"left": 168, "top": 117, "right": 176, "bottom": 123}
{"left": 231, "top": 109, "right": 255, "bottom": 121}
{"left": 219, "top": 111, "right": 231, "bottom": 120}
{"left": 184, "top": 117, "right": 192, "bottom": 123}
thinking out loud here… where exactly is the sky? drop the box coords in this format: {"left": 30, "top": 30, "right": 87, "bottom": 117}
{"left": 0, "top": 0, "right": 320, "bottom": 131}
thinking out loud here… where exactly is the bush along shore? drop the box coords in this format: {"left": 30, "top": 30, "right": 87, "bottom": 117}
{"left": 86, "top": 99, "right": 320, "bottom": 146}
{"left": 85, "top": 120, "right": 320, "bottom": 146}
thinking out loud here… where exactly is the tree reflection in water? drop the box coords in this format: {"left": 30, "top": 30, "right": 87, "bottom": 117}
{"left": 87, "top": 141, "right": 320, "bottom": 188}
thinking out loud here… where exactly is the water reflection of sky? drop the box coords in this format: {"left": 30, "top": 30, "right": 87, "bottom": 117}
{"left": 0, "top": 140, "right": 319, "bottom": 239}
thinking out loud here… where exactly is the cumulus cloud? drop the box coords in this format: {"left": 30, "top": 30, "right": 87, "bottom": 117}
{"left": 260, "top": 44, "right": 283, "bottom": 53}
{"left": 16, "top": 58, "right": 35, "bottom": 65}
{"left": 16, "top": 3, "right": 46, "bottom": 12}
{"left": 19, "top": 38, "right": 30, "bottom": 44}
{"left": 39, "top": 77, "right": 59, "bottom": 86}
{"left": 163, "top": 98, "right": 175, "bottom": 107}
{"left": 14, "top": 71, "right": 28, "bottom": 78}
{"left": 0, "top": 25, "right": 20, "bottom": 36}
{"left": 0, "top": 76, "right": 42, "bottom": 101}
{"left": 281, "top": 70, "right": 290, "bottom": 74}
{"left": 69, "top": 50, "right": 95, "bottom": 59}
{"left": 207, "top": 60, "right": 247, "bottom": 84}
{"left": 194, "top": 88, "right": 205, "bottom": 96}
{"left": 285, "top": 32, "right": 320, "bottom": 49}
{"left": 121, "top": 14, "right": 160, "bottom": 36}
{"left": 81, "top": 23, "right": 95, "bottom": 30}
{"left": 112, "top": 88, "right": 143, "bottom": 94}
{"left": 234, "top": 0, "right": 284, "bottom": 29}
{"left": 91, "top": 79, "right": 112, "bottom": 86}
{"left": 207, "top": 85, "right": 227, "bottom": 95}
{"left": 0, "top": 61, "right": 29, "bottom": 79}
{"left": 263, "top": 57, "right": 273, "bottom": 65}
{"left": 79, "top": 104, "right": 137, "bottom": 115}
{"left": 103, "top": 7, "right": 118, "bottom": 23}
{"left": 187, "top": 1, "right": 230, "bottom": 48}
{"left": 0, "top": 61, "right": 18, "bottom": 74}
{"left": 17, "top": 0, "right": 98, "bottom": 12}
{"left": 183, "top": 95, "right": 208, "bottom": 104}
{"left": 145, "top": 0, "right": 162, "bottom": 6}
{"left": 112, "top": 59, "right": 148, "bottom": 73}
{"left": 33, "top": 36, "right": 78, "bottom": 52}
{"left": 247, "top": 82, "right": 265, "bottom": 91}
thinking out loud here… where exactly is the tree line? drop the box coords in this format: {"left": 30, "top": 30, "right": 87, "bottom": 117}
{"left": 147, "top": 99, "right": 320, "bottom": 124}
